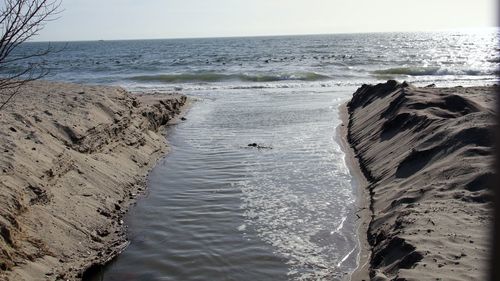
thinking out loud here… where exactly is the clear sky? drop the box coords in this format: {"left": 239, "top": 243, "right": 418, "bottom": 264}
{"left": 36, "top": 0, "right": 498, "bottom": 41}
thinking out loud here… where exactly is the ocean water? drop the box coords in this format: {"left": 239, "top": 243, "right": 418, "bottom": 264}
{"left": 3, "top": 30, "right": 497, "bottom": 280}
{"left": 3, "top": 29, "right": 498, "bottom": 90}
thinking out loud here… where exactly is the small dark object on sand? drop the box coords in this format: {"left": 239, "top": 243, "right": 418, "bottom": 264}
{"left": 248, "top": 143, "right": 258, "bottom": 147}
{"left": 181, "top": 117, "right": 187, "bottom": 121}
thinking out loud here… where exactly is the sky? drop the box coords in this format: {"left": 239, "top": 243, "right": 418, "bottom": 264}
{"left": 36, "top": 0, "right": 498, "bottom": 41}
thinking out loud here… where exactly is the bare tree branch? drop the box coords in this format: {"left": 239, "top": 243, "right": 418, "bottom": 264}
{"left": 0, "top": 0, "right": 61, "bottom": 110}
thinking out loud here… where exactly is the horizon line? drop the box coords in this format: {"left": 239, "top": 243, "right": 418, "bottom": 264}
{"left": 31, "top": 26, "right": 499, "bottom": 43}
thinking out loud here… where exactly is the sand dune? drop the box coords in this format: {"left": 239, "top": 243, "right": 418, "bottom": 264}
{"left": 346, "top": 81, "right": 495, "bottom": 280}
{"left": 0, "top": 81, "right": 187, "bottom": 280}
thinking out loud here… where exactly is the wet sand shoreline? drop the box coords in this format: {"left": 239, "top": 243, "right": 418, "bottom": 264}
{"left": 337, "top": 104, "right": 371, "bottom": 281}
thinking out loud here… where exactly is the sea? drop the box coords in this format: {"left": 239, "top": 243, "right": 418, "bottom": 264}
{"left": 2, "top": 29, "right": 498, "bottom": 281}
{"left": 3, "top": 29, "right": 498, "bottom": 90}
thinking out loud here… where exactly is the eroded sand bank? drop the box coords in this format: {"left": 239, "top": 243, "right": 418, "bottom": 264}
{"left": 0, "top": 81, "right": 188, "bottom": 280}
{"left": 346, "top": 80, "right": 496, "bottom": 280}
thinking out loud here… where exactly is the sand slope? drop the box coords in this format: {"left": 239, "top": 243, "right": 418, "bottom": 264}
{"left": 346, "top": 81, "right": 495, "bottom": 280}
{"left": 0, "top": 81, "right": 187, "bottom": 280}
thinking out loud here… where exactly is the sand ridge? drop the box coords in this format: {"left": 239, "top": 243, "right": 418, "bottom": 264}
{"left": 346, "top": 81, "right": 495, "bottom": 280}
{"left": 0, "top": 81, "right": 188, "bottom": 280}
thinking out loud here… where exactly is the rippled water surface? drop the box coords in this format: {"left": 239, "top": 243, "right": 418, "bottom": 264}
{"left": 4, "top": 29, "right": 498, "bottom": 89}
{"left": 90, "top": 86, "right": 358, "bottom": 281}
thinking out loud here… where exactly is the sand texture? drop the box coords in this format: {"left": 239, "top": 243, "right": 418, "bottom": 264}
{"left": 346, "top": 81, "right": 495, "bottom": 280}
{"left": 0, "top": 81, "right": 187, "bottom": 280}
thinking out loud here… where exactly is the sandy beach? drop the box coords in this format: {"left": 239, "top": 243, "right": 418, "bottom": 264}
{"left": 345, "top": 80, "right": 496, "bottom": 280}
{"left": 0, "top": 81, "right": 188, "bottom": 280}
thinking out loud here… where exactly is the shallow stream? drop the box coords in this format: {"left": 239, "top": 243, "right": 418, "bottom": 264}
{"left": 91, "top": 86, "right": 359, "bottom": 281}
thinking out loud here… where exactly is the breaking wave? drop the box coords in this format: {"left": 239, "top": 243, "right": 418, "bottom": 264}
{"left": 372, "top": 66, "right": 490, "bottom": 77}
{"left": 128, "top": 72, "right": 331, "bottom": 83}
